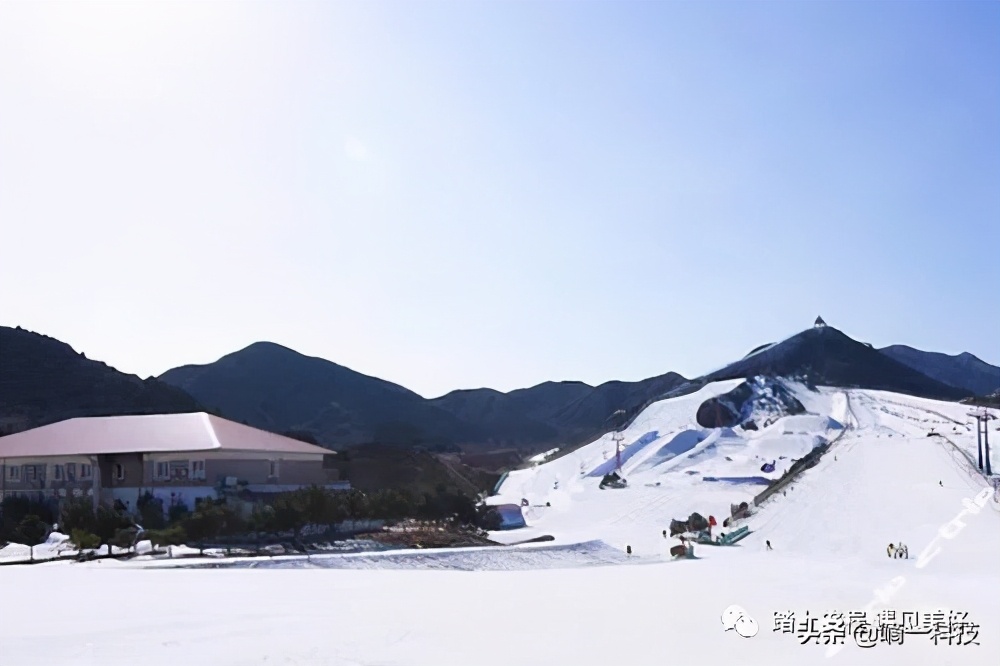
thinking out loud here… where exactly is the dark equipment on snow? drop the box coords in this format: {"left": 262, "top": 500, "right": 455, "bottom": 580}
{"left": 688, "top": 512, "right": 709, "bottom": 532}
{"left": 599, "top": 471, "right": 627, "bottom": 489}
{"left": 728, "top": 502, "right": 751, "bottom": 524}
{"left": 670, "top": 512, "right": 710, "bottom": 536}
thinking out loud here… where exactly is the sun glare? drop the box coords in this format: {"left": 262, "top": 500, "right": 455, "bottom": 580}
{"left": 14, "top": 1, "right": 232, "bottom": 100}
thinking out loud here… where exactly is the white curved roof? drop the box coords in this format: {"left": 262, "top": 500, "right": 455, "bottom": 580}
{"left": 0, "top": 413, "right": 333, "bottom": 459}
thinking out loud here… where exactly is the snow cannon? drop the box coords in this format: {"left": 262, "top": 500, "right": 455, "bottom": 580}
{"left": 599, "top": 471, "right": 627, "bottom": 489}
{"left": 687, "top": 512, "right": 709, "bottom": 532}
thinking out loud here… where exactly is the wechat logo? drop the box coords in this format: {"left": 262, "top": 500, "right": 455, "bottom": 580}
{"left": 722, "top": 605, "right": 759, "bottom": 638}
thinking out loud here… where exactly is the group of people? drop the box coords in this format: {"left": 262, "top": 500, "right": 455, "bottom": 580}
{"left": 887, "top": 542, "right": 908, "bottom": 559}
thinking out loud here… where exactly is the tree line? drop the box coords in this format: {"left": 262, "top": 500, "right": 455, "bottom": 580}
{"left": 0, "top": 484, "right": 499, "bottom": 556}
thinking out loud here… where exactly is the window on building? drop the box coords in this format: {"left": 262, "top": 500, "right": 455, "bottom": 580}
{"left": 66, "top": 463, "right": 76, "bottom": 481}
{"left": 53, "top": 465, "right": 64, "bottom": 481}
{"left": 25, "top": 465, "right": 37, "bottom": 482}
{"left": 268, "top": 460, "right": 279, "bottom": 478}
{"left": 155, "top": 462, "right": 170, "bottom": 480}
{"left": 114, "top": 463, "right": 125, "bottom": 481}
{"left": 169, "top": 461, "right": 189, "bottom": 481}
{"left": 6, "top": 465, "right": 20, "bottom": 481}
{"left": 80, "top": 464, "right": 92, "bottom": 479}
{"left": 190, "top": 460, "right": 206, "bottom": 480}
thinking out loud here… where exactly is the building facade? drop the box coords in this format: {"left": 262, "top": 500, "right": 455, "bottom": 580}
{"left": 0, "top": 412, "right": 348, "bottom": 513}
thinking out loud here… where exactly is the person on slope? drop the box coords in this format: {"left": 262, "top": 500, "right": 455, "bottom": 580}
{"left": 887, "top": 543, "right": 895, "bottom": 558}
{"left": 766, "top": 540, "right": 773, "bottom": 551}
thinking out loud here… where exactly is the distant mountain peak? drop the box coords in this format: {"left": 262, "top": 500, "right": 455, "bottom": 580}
{"left": 700, "top": 325, "right": 970, "bottom": 401}
{"left": 237, "top": 341, "right": 301, "bottom": 356}
{"left": 814, "top": 316, "right": 827, "bottom": 328}
{"left": 0, "top": 325, "right": 203, "bottom": 435}
{"left": 880, "top": 345, "right": 999, "bottom": 396}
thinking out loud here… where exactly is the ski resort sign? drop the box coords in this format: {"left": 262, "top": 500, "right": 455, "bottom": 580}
{"left": 825, "top": 484, "right": 997, "bottom": 659}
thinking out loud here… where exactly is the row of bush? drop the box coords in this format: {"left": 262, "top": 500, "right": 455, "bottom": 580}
{"left": 1, "top": 484, "right": 499, "bottom": 553}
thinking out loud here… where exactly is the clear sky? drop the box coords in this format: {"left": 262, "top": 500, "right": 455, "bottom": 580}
{"left": 1, "top": 1, "right": 998, "bottom": 398}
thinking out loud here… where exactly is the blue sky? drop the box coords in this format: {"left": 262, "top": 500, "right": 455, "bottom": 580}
{"left": 1, "top": 1, "right": 997, "bottom": 398}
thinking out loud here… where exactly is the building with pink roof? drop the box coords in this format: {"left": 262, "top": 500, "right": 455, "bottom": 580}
{"left": 0, "top": 412, "right": 348, "bottom": 512}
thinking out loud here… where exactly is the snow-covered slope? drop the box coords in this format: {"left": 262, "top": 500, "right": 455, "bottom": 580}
{"left": 489, "top": 379, "right": 830, "bottom": 548}
{"left": 489, "top": 379, "right": 999, "bottom": 559}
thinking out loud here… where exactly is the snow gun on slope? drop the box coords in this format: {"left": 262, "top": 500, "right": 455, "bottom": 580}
{"left": 599, "top": 471, "right": 627, "bottom": 489}
{"left": 670, "top": 512, "right": 751, "bottom": 546}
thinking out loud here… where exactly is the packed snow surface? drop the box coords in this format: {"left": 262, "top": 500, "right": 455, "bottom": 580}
{"left": 2, "top": 381, "right": 998, "bottom": 665}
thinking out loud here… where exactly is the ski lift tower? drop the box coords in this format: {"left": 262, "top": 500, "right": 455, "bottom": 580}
{"left": 610, "top": 409, "right": 628, "bottom": 472}
{"left": 969, "top": 408, "right": 997, "bottom": 476}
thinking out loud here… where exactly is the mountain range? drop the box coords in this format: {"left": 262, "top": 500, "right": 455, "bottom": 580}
{"left": 158, "top": 341, "right": 689, "bottom": 451}
{"left": 878, "top": 345, "right": 1000, "bottom": 397}
{"left": 0, "top": 326, "right": 203, "bottom": 435}
{"left": 2, "top": 322, "right": 997, "bottom": 456}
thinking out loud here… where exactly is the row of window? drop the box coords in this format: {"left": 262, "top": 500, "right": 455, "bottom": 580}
{"left": 4, "top": 460, "right": 280, "bottom": 483}
{"left": 6, "top": 463, "right": 94, "bottom": 482}
{"left": 152, "top": 460, "right": 206, "bottom": 481}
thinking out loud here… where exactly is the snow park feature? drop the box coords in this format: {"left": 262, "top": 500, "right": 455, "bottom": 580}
{"left": 491, "top": 503, "right": 527, "bottom": 529}
{"left": 1, "top": 380, "right": 999, "bottom": 666}
{"left": 714, "top": 525, "right": 750, "bottom": 545}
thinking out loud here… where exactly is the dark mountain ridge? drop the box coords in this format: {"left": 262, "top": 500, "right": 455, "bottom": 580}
{"left": 160, "top": 342, "right": 478, "bottom": 448}
{"left": 694, "top": 325, "right": 971, "bottom": 401}
{"left": 879, "top": 345, "right": 1000, "bottom": 397}
{"left": 4, "top": 322, "right": 987, "bottom": 462}
{"left": 161, "top": 340, "right": 691, "bottom": 451}
{"left": 0, "top": 325, "right": 204, "bottom": 435}
{"left": 156, "top": 323, "right": 974, "bottom": 459}
{"left": 429, "top": 372, "right": 689, "bottom": 449}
